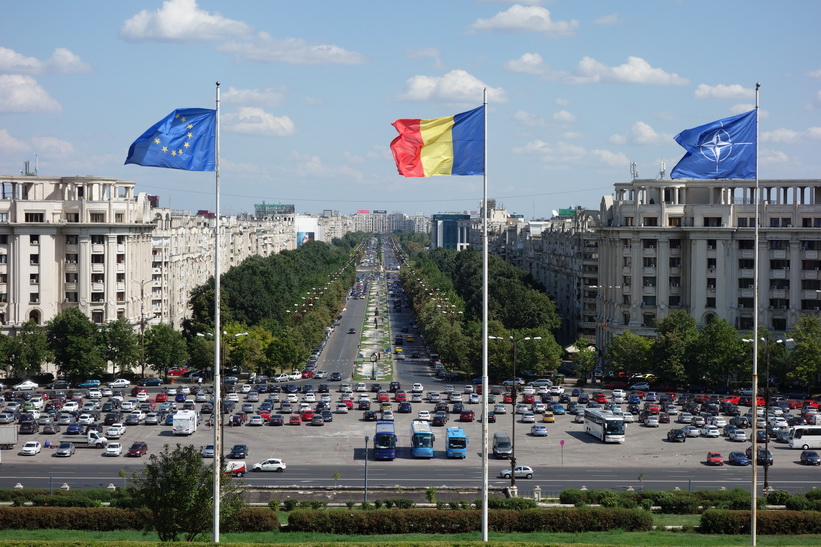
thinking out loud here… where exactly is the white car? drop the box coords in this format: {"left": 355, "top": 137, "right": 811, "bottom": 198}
{"left": 288, "top": 372, "right": 301, "bottom": 381}
{"left": 13, "top": 380, "right": 39, "bottom": 391}
{"left": 107, "top": 423, "right": 127, "bottom": 438}
{"left": 120, "top": 401, "right": 136, "bottom": 411}
{"left": 314, "top": 370, "right": 328, "bottom": 379}
{"left": 286, "top": 394, "right": 299, "bottom": 403}
{"left": 240, "top": 384, "right": 252, "bottom": 394}
{"left": 531, "top": 402, "right": 546, "bottom": 414}
{"left": 682, "top": 425, "right": 701, "bottom": 437}
{"left": 87, "top": 389, "right": 102, "bottom": 399}
{"left": 621, "top": 412, "right": 635, "bottom": 423}
{"left": 498, "top": 465, "right": 534, "bottom": 479}
{"left": 105, "top": 442, "right": 123, "bottom": 457}
{"left": 494, "top": 403, "right": 507, "bottom": 414}
{"left": 521, "top": 412, "right": 536, "bottom": 423}
{"left": 548, "top": 386, "right": 565, "bottom": 395}
{"left": 665, "top": 404, "right": 679, "bottom": 415}
{"left": 252, "top": 458, "right": 286, "bottom": 472}
{"left": 226, "top": 393, "right": 240, "bottom": 402}
{"left": 78, "top": 413, "right": 95, "bottom": 425}
{"left": 355, "top": 383, "right": 367, "bottom": 392}
{"left": 449, "top": 393, "right": 463, "bottom": 402}
{"left": 644, "top": 415, "right": 660, "bottom": 427}
{"left": 135, "top": 392, "right": 149, "bottom": 401}
{"left": 464, "top": 385, "right": 474, "bottom": 394}
{"left": 20, "top": 441, "right": 41, "bottom": 455}
{"left": 62, "top": 401, "right": 79, "bottom": 412}
{"left": 729, "top": 430, "right": 748, "bottom": 442}
{"left": 516, "top": 403, "right": 528, "bottom": 414}
{"left": 335, "top": 403, "right": 349, "bottom": 414}
{"left": 443, "top": 385, "right": 454, "bottom": 393}
{"left": 411, "top": 383, "right": 424, "bottom": 393}
{"left": 678, "top": 412, "right": 693, "bottom": 424}
{"left": 612, "top": 389, "right": 626, "bottom": 398}
{"left": 417, "top": 410, "right": 431, "bottom": 421}
{"left": 710, "top": 416, "right": 727, "bottom": 427}
{"left": 302, "top": 393, "right": 317, "bottom": 403}
{"left": 701, "top": 425, "right": 720, "bottom": 438}
{"left": 108, "top": 379, "right": 130, "bottom": 388}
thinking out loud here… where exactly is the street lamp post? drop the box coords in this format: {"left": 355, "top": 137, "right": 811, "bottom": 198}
{"left": 489, "top": 335, "right": 541, "bottom": 489}
{"left": 364, "top": 435, "right": 370, "bottom": 503}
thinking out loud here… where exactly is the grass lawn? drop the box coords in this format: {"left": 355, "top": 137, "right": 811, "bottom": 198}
{"left": 0, "top": 529, "right": 819, "bottom": 546}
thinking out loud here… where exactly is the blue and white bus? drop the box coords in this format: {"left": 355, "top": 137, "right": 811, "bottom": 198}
{"left": 445, "top": 426, "right": 469, "bottom": 458}
{"left": 789, "top": 425, "right": 821, "bottom": 450}
{"left": 584, "top": 408, "right": 625, "bottom": 443}
{"left": 411, "top": 420, "right": 435, "bottom": 458}
{"left": 373, "top": 421, "right": 397, "bottom": 460}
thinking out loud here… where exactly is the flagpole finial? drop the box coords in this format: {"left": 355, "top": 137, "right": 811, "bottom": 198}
{"left": 756, "top": 82, "right": 760, "bottom": 89}
{"left": 216, "top": 81, "right": 221, "bottom": 87}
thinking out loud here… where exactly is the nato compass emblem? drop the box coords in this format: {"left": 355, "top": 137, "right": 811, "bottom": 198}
{"left": 698, "top": 125, "right": 753, "bottom": 171}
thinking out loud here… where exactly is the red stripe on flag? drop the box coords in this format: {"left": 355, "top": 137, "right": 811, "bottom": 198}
{"left": 390, "top": 119, "right": 425, "bottom": 177}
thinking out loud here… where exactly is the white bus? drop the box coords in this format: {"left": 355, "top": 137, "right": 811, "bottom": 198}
{"left": 584, "top": 408, "right": 625, "bottom": 443}
{"left": 788, "top": 425, "right": 821, "bottom": 450}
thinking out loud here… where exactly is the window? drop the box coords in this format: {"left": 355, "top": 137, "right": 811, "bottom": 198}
{"left": 643, "top": 257, "right": 656, "bottom": 268}
{"left": 802, "top": 260, "right": 821, "bottom": 271}
{"left": 116, "top": 273, "right": 125, "bottom": 282}
{"left": 707, "top": 278, "right": 716, "bottom": 289}
{"left": 707, "top": 258, "right": 717, "bottom": 269}
{"left": 91, "top": 234, "right": 105, "bottom": 244}
{"left": 642, "top": 296, "right": 656, "bottom": 306}
{"left": 0, "top": 214, "right": 7, "bottom": 223}
{"left": 669, "top": 296, "right": 681, "bottom": 307}
{"left": 623, "top": 257, "right": 632, "bottom": 267}
{"left": 29, "top": 274, "right": 38, "bottom": 285}
{"left": 643, "top": 217, "right": 658, "bottom": 226}
{"left": 642, "top": 239, "right": 657, "bottom": 249}
{"left": 91, "top": 311, "right": 103, "bottom": 324}
{"left": 739, "top": 240, "right": 754, "bottom": 250}
{"left": 66, "top": 254, "right": 78, "bottom": 264}
{"left": 65, "top": 235, "right": 78, "bottom": 245}
{"left": 115, "top": 214, "right": 124, "bottom": 223}
{"left": 738, "top": 278, "right": 754, "bottom": 289}
{"left": 91, "top": 292, "right": 105, "bottom": 303}
{"left": 707, "top": 239, "right": 716, "bottom": 250}
{"left": 670, "top": 239, "right": 681, "bottom": 249}
{"left": 706, "top": 297, "right": 716, "bottom": 308}
{"left": 739, "top": 258, "right": 755, "bottom": 269}
{"left": 669, "top": 217, "right": 682, "bottom": 227}
{"left": 642, "top": 313, "right": 656, "bottom": 327}
{"left": 117, "top": 235, "right": 126, "bottom": 244}
{"left": 704, "top": 217, "right": 722, "bottom": 227}
{"left": 29, "top": 293, "right": 39, "bottom": 304}
{"left": 65, "top": 273, "right": 77, "bottom": 283}
{"left": 670, "top": 277, "right": 681, "bottom": 288}
{"left": 29, "top": 235, "right": 39, "bottom": 245}
{"left": 0, "top": 254, "right": 6, "bottom": 264}
{"left": 29, "top": 254, "right": 39, "bottom": 265}
{"left": 802, "top": 240, "right": 821, "bottom": 250}
{"left": 669, "top": 257, "right": 681, "bottom": 268}
{"left": 24, "top": 213, "right": 44, "bottom": 222}
{"left": 623, "top": 295, "right": 631, "bottom": 305}
{"left": 0, "top": 274, "right": 6, "bottom": 283}
{"left": 0, "top": 293, "right": 6, "bottom": 303}
{"left": 65, "top": 292, "right": 78, "bottom": 303}
{"left": 622, "top": 238, "right": 632, "bottom": 248}
{"left": 90, "top": 213, "right": 105, "bottom": 223}
{"left": 772, "top": 318, "right": 787, "bottom": 331}
{"left": 769, "top": 259, "right": 790, "bottom": 270}
{"left": 624, "top": 216, "right": 634, "bottom": 226}
{"left": 65, "top": 213, "right": 79, "bottom": 223}
{"left": 801, "top": 280, "right": 820, "bottom": 291}
{"left": 738, "top": 298, "right": 754, "bottom": 309}
{"left": 91, "top": 273, "right": 104, "bottom": 283}
{"left": 623, "top": 276, "right": 631, "bottom": 287}
{"left": 770, "top": 240, "right": 789, "bottom": 250}
{"left": 738, "top": 218, "right": 748, "bottom": 227}
{"left": 643, "top": 277, "right": 656, "bottom": 287}
{"left": 116, "top": 291, "right": 125, "bottom": 302}
{"left": 116, "top": 254, "right": 125, "bottom": 264}
{"left": 91, "top": 254, "right": 105, "bottom": 264}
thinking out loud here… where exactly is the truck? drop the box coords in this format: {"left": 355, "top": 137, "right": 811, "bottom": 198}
{"left": 61, "top": 430, "right": 108, "bottom": 448}
{"left": 172, "top": 410, "right": 198, "bottom": 436}
{"left": 0, "top": 425, "right": 18, "bottom": 452}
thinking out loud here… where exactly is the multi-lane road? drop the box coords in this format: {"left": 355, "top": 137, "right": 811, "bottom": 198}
{"left": 1, "top": 252, "right": 818, "bottom": 494}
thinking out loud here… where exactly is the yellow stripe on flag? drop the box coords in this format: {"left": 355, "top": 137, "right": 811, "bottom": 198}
{"left": 419, "top": 116, "right": 455, "bottom": 176}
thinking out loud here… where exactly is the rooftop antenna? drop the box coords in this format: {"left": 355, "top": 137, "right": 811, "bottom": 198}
{"left": 657, "top": 160, "right": 666, "bottom": 180}
{"left": 629, "top": 162, "right": 639, "bottom": 180}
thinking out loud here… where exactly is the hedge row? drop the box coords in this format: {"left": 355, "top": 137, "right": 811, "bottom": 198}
{"left": 559, "top": 488, "right": 760, "bottom": 513}
{"left": 700, "top": 509, "right": 821, "bottom": 534}
{"left": 286, "top": 508, "right": 652, "bottom": 534}
{"left": 0, "top": 507, "right": 277, "bottom": 533}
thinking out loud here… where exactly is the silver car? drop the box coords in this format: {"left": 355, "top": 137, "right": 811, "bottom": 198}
{"left": 55, "top": 442, "right": 75, "bottom": 457}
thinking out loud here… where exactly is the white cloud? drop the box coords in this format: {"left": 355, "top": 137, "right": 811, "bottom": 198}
{"left": 396, "top": 69, "right": 507, "bottom": 103}
{"left": 504, "top": 52, "right": 563, "bottom": 79}
{"left": 759, "top": 149, "right": 790, "bottom": 164}
{"left": 761, "top": 127, "right": 821, "bottom": 143}
{"left": 729, "top": 103, "right": 765, "bottom": 117}
{"left": 610, "top": 121, "right": 671, "bottom": 146}
{"left": 31, "top": 136, "right": 75, "bottom": 157}
{"left": 120, "top": 0, "right": 251, "bottom": 42}
{"left": 512, "top": 139, "right": 587, "bottom": 164}
{"left": 292, "top": 152, "right": 364, "bottom": 180}
{"left": 219, "top": 32, "right": 366, "bottom": 65}
{"left": 406, "top": 48, "right": 444, "bottom": 68}
{"left": 553, "top": 110, "right": 576, "bottom": 123}
{"left": 0, "top": 129, "right": 28, "bottom": 153}
{"left": 555, "top": 98, "right": 570, "bottom": 107}
{"left": 512, "top": 110, "right": 548, "bottom": 127}
{"left": 805, "top": 69, "right": 821, "bottom": 78}
{"left": 471, "top": 5, "right": 579, "bottom": 38}
{"left": 591, "top": 148, "right": 629, "bottom": 167}
{"left": 694, "top": 83, "right": 755, "bottom": 100}
{"left": 594, "top": 13, "right": 623, "bottom": 25}
{"left": 0, "top": 75, "right": 61, "bottom": 113}
{"left": 0, "top": 47, "right": 90, "bottom": 74}
{"left": 569, "top": 56, "right": 688, "bottom": 85}
{"left": 221, "top": 86, "right": 286, "bottom": 107}
{"left": 222, "top": 107, "right": 295, "bottom": 136}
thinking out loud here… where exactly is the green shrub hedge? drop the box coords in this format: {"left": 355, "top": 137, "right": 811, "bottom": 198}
{"left": 287, "top": 507, "right": 652, "bottom": 534}
{"left": 0, "top": 507, "right": 149, "bottom": 531}
{"left": 700, "top": 509, "right": 821, "bottom": 534}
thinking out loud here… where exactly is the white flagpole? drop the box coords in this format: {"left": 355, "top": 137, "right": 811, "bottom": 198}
{"left": 212, "top": 81, "right": 222, "bottom": 544}
{"left": 480, "top": 88, "right": 489, "bottom": 543}
{"left": 751, "top": 81, "right": 761, "bottom": 547}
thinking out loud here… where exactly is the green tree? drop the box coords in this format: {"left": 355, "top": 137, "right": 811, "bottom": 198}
{"left": 570, "top": 338, "right": 597, "bottom": 385}
{"left": 606, "top": 331, "right": 651, "bottom": 376}
{"left": 123, "top": 444, "right": 244, "bottom": 542}
{"left": 266, "top": 332, "right": 302, "bottom": 374}
{"left": 691, "top": 316, "right": 744, "bottom": 386}
{"left": 46, "top": 308, "right": 105, "bottom": 379}
{"left": 102, "top": 317, "right": 140, "bottom": 376}
{"left": 145, "top": 324, "right": 189, "bottom": 378}
{"left": 7, "top": 320, "right": 51, "bottom": 378}
{"left": 787, "top": 314, "right": 821, "bottom": 386}
{"left": 651, "top": 311, "right": 698, "bottom": 386}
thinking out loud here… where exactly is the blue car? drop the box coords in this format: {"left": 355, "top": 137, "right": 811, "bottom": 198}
{"left": 77, "top": 380, "right": 101, "bottom": 389}
{"left": 65, "top": 423, "right": 84, "bottom": 435}
{"left": 550, "top": 403, "right": 566, "bottom": 415}
{"left": 728, "top": 451, "right": 750, "bottom": 466}
{"left": 164, "top": 414, "right": 175, "bottom": 425}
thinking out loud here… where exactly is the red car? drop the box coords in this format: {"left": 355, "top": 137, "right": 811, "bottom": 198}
{"left": 377, "top": 391, "right": 390, "bottom": 403}
{"left": 154, "top": 393, "right": 168, "bottom": 403}
{"left": 593, "top": 393, "right": 608, "bottom": 404}
{"left": 301, "top": 370, "right": 314, "bottom": 379}
{"left": 706, "top": 452, "right": 724, "bottom": 466}
{"left": 289, "top": 415, "right": 301, "bottom": 425}
{"left": 128, "top": 442, "right": 148, "bottom": 457}
{"left": 301, "top": 409, "right": 314, "bottom": 422}
{"left": 503, "top": 393, "right": 513, "bottom": 404}
{"left": 394, "top": 391, "right": 407, "bottom": 402}
{"left": 460, "top": 410, "right": 475, "bottom": 422}
{"left": 167, "top": 368, "right": 187, "bottom": 376}
{"left": 522, "top": 394, "right": 535, "bottom": 404}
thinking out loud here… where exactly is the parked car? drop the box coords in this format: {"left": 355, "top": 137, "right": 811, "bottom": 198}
{"left": 20, "top": 441, "right": 41, "bottom": 455}
{"left": 706, "top": 452, "right": 724, "bottom": 466}
{"left": 55, "top": 442, "right": 76, "bottom": 457}
{"left": 530, "top": 424, "right": 548, "bottom": 437}
{"left": 228, "top": 444, "right": 249, "bottom": 459}
{"left": 728, "top": 451, "right": 750, "bottom": 466}
{"left": 667, "top": 428, "right": 687, "bottom": 442}
{"left": 127, "top": 442, "right": 148, "bottom": 457}
{"left": 105, "top": 442, "right": 123, "bottom": 457}
{"left": 800, "top": 450, "right": 821, "bottom": 466}
{"left": 682, "top": 425, "right": 701, "bottom": 438}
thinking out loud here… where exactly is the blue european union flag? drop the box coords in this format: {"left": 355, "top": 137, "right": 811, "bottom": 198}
{"left": 670, "top": 109, "right": 757, "bottom": 180}
{"left": 125, "top": 108, "right": 216, "bottom": 171}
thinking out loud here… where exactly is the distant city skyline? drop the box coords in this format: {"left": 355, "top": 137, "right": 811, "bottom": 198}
{"left": 2, "top": 1, "right": 820, "bottom": 217}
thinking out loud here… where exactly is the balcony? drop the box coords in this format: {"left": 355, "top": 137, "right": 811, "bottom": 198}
{"left": 91, "top": 244, "right": 105, "bottom": 254}
{"left": 91, "top": 264, "right": 104, "bottom": 273}
{"left": 803, "top": 270, "right": 819, "bottom": 280}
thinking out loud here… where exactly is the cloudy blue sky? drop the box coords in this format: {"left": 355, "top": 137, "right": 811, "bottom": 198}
{"left": 1, "top": 0, "right": 820, "bottom": 217}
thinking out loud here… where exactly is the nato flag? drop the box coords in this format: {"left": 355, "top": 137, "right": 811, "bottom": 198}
{"left": 125, "top": 108, "right": 216, "bottom": 171}
{"left": 670, "top": 109, "right": 756, "bottom": 180}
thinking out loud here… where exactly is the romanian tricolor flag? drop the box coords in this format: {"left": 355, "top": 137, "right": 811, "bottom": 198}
{"left": 390, "top": 105, "right": 485, "bottom": 177}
